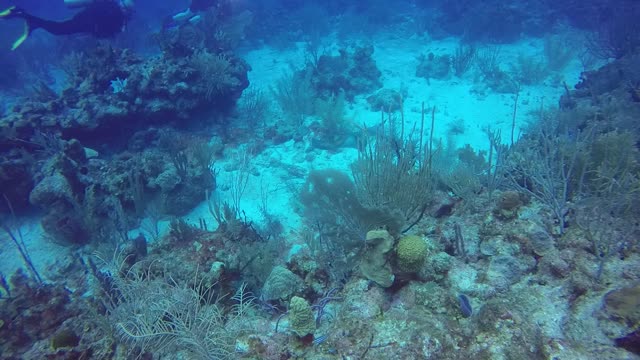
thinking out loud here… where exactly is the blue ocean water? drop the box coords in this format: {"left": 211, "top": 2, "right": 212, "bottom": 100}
{"left": 0, "top": 0, "right": 639, "bottom": 359}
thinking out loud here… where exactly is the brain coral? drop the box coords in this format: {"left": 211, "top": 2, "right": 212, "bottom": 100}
{"left": 396, "top": 235, "right": 428, "bottom": 272}
{"left": 288, "top": 296, "right": 315, "bottom": 337}
{"left": 261, "top": 266, "right": 303, "bottom": 301}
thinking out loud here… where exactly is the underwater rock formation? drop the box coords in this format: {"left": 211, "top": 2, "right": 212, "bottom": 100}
{"left": 311, "top": 44, "right": 382, "bottom": 100}
{"left": 360, "top": 229, "right": 395, "bottom": 287}
{"left": 416, "top": 52, "right": 451, "bottom": 82}
{"left": 0, "top": 46, "right": 249, "bottom": 151}
{"left": 0, "top": 270, "right": 83, "bottom": 358}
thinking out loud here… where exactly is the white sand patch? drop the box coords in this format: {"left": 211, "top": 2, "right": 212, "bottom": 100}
{"left": 245, "top": 32, "right": 585, "bottom": 155}
{"left": 0, "top": 217, "right": 68, "bottom": 281}
{"left": 243, "top": 43, "right": 308, "bottom": 91}
{"left": 355, "top": 35, "right": 583, "bottom": 152}
{"left": 173, "top": 138, "right": 359, "bottom": 242}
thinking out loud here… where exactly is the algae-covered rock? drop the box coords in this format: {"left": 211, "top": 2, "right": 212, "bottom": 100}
{"left": 51, "top": 329, "right": 80, "bottom": 349}
{"left": 360, "top": 230, "right": 395, "bottom": 287}
{"left": 486, "top": 254, "right": 535, "bottom": 291}
{"left": 493, "top": 190, "right": 523, "bottom": 220}
{"left": 525, "top": 222, "right": 556, "bottom": 256}
{"left": 604, "top": 284, "right": 640, "bottom": 326}
{"left": 29, "top": 172, "right": 74, "bottom": 207}
{"left": 367, "top": 88, "right": 403, "bottom": 112}
{"left": 416, "top": 53, "right": 451, "bottom": 81}
{"left": 420, "top": 251, "right": 453, "bottom": 281}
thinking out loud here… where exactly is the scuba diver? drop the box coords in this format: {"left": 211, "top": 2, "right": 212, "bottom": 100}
{"left": 0, "top": 0, "right": 135, "bottom": 50}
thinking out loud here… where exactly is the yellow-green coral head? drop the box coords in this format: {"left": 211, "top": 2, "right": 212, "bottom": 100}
{"left": 396, "top": 235, "right": 428, "bottom": 272}
{"left": 289, "top": 296, "right": 315, "bottom": 337}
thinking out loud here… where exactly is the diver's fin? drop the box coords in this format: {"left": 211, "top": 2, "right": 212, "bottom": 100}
{"left": 188, "top": 15, "right": 202, "bottom": 25}
{"left": 0, "top": 6, "right": 20, "bottom": 18}
{"left": 11, "top": 21, "right": 30, "bottom": 51}
{"left": 1, "top": 6, "right": 31, "bottom": 50}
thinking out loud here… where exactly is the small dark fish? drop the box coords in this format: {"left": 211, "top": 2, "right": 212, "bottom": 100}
{"left": 458, "top": 294, "right": 473, "bottom": 318}
{"left": 615, "top": 329, "right": 640, "bottom": 355}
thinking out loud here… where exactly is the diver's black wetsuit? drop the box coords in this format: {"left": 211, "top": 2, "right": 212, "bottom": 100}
{"left": 12, "top": 1, "right": 128, "bottom": 38}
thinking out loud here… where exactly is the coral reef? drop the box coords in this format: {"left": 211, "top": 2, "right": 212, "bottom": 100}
{"left": 2, "top": 2, "right": 640, "bottom": 359}
{"left": 0, "top": 46, "right": 249, "bottom": 151}
{"left": 0, "top": 41, "right": 247, "bottom": 222}
{"left": 0, "top": 270, "right": 97, "bottom": 359}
